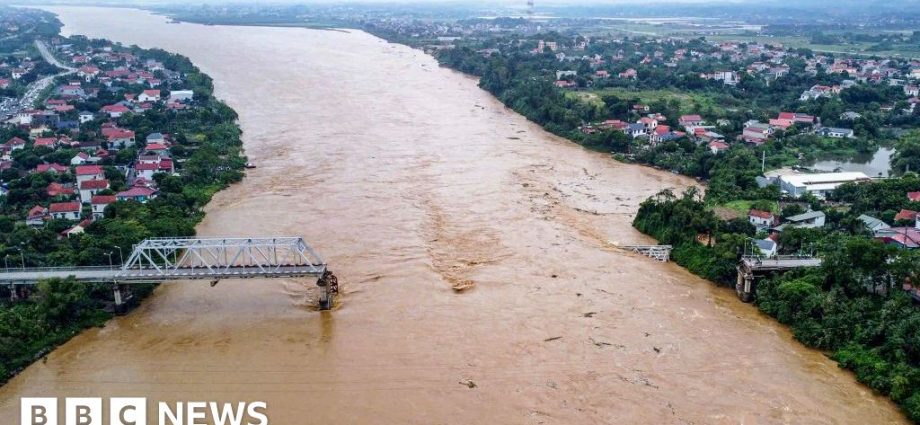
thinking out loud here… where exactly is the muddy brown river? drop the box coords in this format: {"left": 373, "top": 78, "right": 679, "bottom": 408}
{"left": 0, "top": 6, "right": 907, "bottom": 424}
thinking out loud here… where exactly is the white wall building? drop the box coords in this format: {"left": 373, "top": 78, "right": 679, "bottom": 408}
{"left": 778, "top": 172, "right": 871, "bottom": 198}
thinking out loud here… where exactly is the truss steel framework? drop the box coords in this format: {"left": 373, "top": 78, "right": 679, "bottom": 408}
{"left": 120, "top": 237, "right": 326, "bottom": 278}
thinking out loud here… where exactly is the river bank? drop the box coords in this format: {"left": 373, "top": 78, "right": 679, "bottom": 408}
{"left": 354, "top": 22, "right": 920, "bottom": 422}
{"left": 0, "top": 9, "right": 246, "bottom": 385}
{"left": 0, "top": 7, "right": 907, "bottom": 423}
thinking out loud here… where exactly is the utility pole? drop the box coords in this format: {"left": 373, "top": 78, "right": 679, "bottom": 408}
{"left": 762, "top": 150, "right": 766, "bottom": 173}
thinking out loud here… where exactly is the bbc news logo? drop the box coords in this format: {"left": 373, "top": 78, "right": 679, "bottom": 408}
{"left": 21, "top": 398, "right": 269, "bottom": 425}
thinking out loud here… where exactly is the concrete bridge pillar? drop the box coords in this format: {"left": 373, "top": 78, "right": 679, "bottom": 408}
{"left": 113, "top": 283, "right": 125, "bottom": 315}
{"left": 735, "top": 267, "right": 755, "bottom": 303}
{"left": 741, "top": 275, "right": 755, "bottom": 303}
{"left": 317, "top": 270, "right": 339, "bottom": 310}
{"left": 9, "top": 284, "right": 19, "bottom": 302}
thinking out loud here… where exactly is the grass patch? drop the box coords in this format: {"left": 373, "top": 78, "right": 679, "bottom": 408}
{"left": 717, "top": 199, "right": 778, "bottom": 216}
{"left": 567, "top": 87, "right": 735, "bottom": 116}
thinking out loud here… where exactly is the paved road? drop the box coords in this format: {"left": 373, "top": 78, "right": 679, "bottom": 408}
{"left": 35, "top": 39, "right": 76, "bottom": 71}
{"left": 2, "top": 40, "right": 77, "bottom": 118}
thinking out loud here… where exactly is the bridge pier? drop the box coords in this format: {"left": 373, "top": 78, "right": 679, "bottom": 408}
{"left": 9, "top": 284, "right": 19, "bottom": 302}
{"left": 113, "top": 283, "right": 124, "bottom": 314}
{"left": 317, "top": 270, "right": 339, "bottom": 310}
{"left": 736, "top": 267, "right": 755, "bottom": 303}
{"left": 112, "top": 283, "right": 134, "bottom": 315}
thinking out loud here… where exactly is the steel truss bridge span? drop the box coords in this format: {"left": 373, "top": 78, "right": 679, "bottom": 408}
{"left": 1, "top": 237, "right": 337, "bottom": 310}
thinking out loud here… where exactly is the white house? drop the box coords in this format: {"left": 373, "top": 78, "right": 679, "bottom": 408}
{"left": 75, "top": 165, "right": 105, "bottom": 185}
{"left": 91, "top": 195, "right": 116, "bottom": 219}
{"left": 78, "top": 111, "right": 95, "bottom": 124}
{"left": 26, "top": 205, "right": 48, "bottom": 227}
{"left": 817, "top": 127, "right": 855, "bottom": 138}
{"left": 626, "top": 123, "right": 647, "bottom": 138}
{"left": 749, "top": 209, "right": 776, "bottom": 229}
{"left": 78, "top": 179, "right": 109, "bottom": 203}
{"left": 138, "top": 89, "right": 161, "bottom": 102}
{"left": 49, "top": 202, "right": 81, "bottom": 220}
{"left": 71, "top": 152, "right": 90, "bottom": 165}
{"left": 169, "top": 90, "right": 194, "bottom": 103}
{"left": 755, "top": 239, "right": 777, "bottom": 257}
{"left": 784, "top": 210, "right": 826, "bottom": 229}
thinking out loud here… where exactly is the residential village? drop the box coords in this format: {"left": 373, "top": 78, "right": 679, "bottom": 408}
{"left": 0, "top": 6, "right": 250, "bottom": 390}
{"left": 0, "top": 35, "right": 202, "bottom": 241}
{"left": 563, "top": 39, "right": 919, "bottom": 150}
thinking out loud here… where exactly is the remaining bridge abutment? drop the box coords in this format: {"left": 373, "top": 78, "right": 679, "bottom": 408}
{"left": 736, "top": 256, "right": 822, "bottom": 302}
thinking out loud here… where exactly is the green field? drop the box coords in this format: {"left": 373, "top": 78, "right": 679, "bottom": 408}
{"left": 715, "top": 199, "right": 779, "bottom": 215}
{"left": 701, "top": 34, "right": 920, "bottom": 59}
{"left": 578, "top": 19, "right": 920, "bottom": 59}
{"left": 567, "top": 87, "right": 736, "bottom": 116}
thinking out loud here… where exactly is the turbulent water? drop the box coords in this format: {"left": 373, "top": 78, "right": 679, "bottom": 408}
{"left": 0, "top": 7, "right": 907, "bottom": 424}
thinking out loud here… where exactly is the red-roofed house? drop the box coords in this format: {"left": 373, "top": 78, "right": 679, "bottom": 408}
{"left": 895, "top": 209, "right": 918, "bottom": 223}
{"left": 75, "top": 165, "right": 105, "bottom": 184}
{"left": 104, "top": 128, "right": 135, "bottom": 149}
{"left": 77, "top": 65, "right": 100, "bottom": 80}
{"left": 619, "top": 68, "right": 637, "bottom": 79}
{"left": 649, "top": 125, "right": 672, "bottom": 143}
{"left": 138, "top": 89, "right": 161, "bottom": 102}
{"left": 749, "top": 209, "right": 776, "bottom": 229}
{"left": 46, "top": 182, "right": 75, "bottom": 197}
{"left": 908, "top": 192, "right": 920, "bottom": 202}
{"left": 101, "top": 104, "right": 130, "bottom": 118}
{"left": 91, "top": 195, "right": 117, "bottom": 218}
{"left": 26, "top": 205, "right": 48, "bottom": 227}
{"left": 34, "top": 163, "right": 69, "bottom": 174}
{"left": 33, "top": 137, "right": 57, "bottom": 149}
{"left": 144, "top": 143, "right": 169, "bottom": 154}
{"left": 876, "top": 227, "right": 920, "bottom": 250}
{"left": 777, "top": 112, "right": 815, "bottom": 125}
{"left": 4, "top": 137, "right": 26, "bottom": 152}
{"left": 61, "top": 218, "right": 93, "bottom": 238}
{"left": 79, "top": 179, "right": 109, "bottom": 203}
{"left": 116, "top": 187, "right": 157, "bottom": 203}
{"left": 678, "top": 115, "right": 703, "bottom": 128}
{"left": 134, "top": 158, "right": 174, "bottom": 180}
{"left": 49, "top": 201, "right": 81, "bottom": 220}
{"left": 709, "top": 140, "right": 730, "bottom": 154}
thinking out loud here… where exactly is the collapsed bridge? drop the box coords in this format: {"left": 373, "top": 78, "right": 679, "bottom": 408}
{"left": 1, "top": 237, "right": 338, "bottom": 310}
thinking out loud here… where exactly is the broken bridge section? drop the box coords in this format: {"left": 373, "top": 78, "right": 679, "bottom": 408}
{"left": 1, "top": 237, "right": 338, "bottom": 310}
{"left": 736, "top": 255, "right": 822, "bottom": 302}
{"left": 621, "top": 245, "right": 672, "bottom": 262}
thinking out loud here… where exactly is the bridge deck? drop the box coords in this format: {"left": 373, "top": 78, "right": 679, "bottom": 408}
{"left": 741, "top": 256, "right": 822, "bottom": 272}
{"left": 0, "top": 264, "right": 326, "bottom": 285}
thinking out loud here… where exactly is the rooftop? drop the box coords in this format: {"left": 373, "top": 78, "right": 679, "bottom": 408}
{"left": 778, "top": 172, "right": 870, "bottom": 187}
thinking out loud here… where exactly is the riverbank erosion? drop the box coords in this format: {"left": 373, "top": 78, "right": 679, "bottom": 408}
{"left": 0, "top": 7, "right": 907, "bottom": 424}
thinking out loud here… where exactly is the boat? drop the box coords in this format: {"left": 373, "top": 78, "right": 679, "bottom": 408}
{"left": 245, "top": 163, "right": 256, "bottom": 169}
